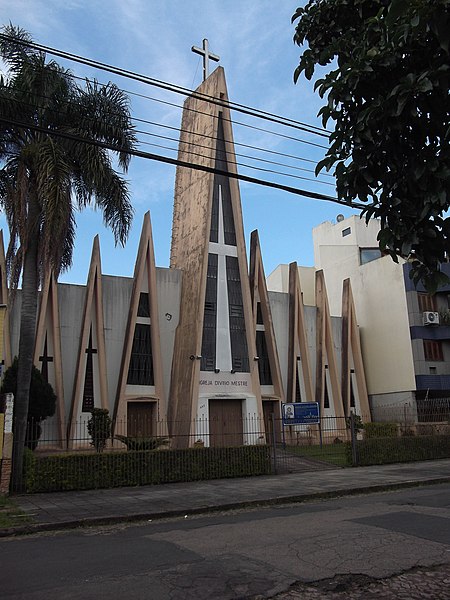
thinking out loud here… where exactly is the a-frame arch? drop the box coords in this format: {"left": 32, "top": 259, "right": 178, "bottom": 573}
{"left": 249, "top": 230, "right": 284, "bottom": 436}
{"left": 34, "top": 271, "right": 65, "bottom": 448}
{"left": 287, "top": 262, "right": 314, "bottom": 405}
{"left": 68, "top": 236, "right": 108, "bottom": 447}
{"left": 113, "top": 211, "right": 166, "bottom": 439}
{"left": 341, "top": 278, "right": 371, "bottom": 420}
{"left": 315, "top": 270, "right": 345, "bottom": 421}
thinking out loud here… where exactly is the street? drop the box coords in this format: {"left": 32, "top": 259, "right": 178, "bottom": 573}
{"left": 2, "top": 484, "right": 450, "bottom": 599}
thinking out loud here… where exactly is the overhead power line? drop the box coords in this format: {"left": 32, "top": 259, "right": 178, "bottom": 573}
{"left": 0, "top": 33, "right": 330, "bottom": 138}
{"left": 0, "top": 115, "right": 366, "bottom": 209}
{"left": 6, "top": 94, "right": 334, "bottom": 182}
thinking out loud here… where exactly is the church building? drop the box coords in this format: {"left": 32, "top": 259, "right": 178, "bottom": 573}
{"left": 2, "top": 53, "right": 370, "bottom": 450}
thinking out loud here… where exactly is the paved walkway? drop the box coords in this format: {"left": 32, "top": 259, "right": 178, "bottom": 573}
{"left": 4, "top": 459, "right": 450, "bottom": 535}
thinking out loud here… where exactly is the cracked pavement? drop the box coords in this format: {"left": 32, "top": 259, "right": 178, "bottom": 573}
{"left": 2, "top": 484, "right": 450, "bottom": 599}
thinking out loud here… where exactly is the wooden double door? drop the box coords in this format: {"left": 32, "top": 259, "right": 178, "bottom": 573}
{"left": 209, "top": 399, "right": 243, "bottom": 447}
{"left": 127, "top": 401, "right": 155, "bottom": 437}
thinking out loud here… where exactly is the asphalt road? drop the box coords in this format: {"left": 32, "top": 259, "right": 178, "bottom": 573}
{"left": 2, "top": 484, "right": 450, "bottom": 599}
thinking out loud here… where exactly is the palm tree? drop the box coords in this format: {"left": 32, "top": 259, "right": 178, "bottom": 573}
{"left": 0, "top": 25, "right": 136, "bottom": 489}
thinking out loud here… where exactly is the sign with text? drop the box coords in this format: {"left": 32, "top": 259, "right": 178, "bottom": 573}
{"left": 282, "top": 402, "right": 320, "bottom": 425}
{"left": 199, "top": 373, "right": 251, "bottom": 393}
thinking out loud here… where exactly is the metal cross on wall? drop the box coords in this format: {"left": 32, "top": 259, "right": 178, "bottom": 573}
{"left": 191, "top": 38, "right": 220, "bottom": 81}
{"left": 39, "top": 334, "right": 53, "bottom": 383}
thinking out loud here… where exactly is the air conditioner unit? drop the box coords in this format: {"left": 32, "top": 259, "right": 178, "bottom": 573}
{"left": 423, "top": 311, "right": 439, "bottom": 325}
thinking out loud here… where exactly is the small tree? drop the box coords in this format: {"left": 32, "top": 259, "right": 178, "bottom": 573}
{"left": 87, "top": 408, "right": 111, "bottom": 453}
{"left": 1, "top": 357, "right": 56, "bottom": 449}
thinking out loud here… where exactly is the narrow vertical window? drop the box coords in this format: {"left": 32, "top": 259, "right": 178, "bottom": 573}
{"left": 256, "top": 330, "right": 272, "bottom": 385}
{"left": 82, "top": 327, "right": 96, "bottom": 412}
{"left": 127, "top": 323, "right": 154, "bottom": 385}
{"left": 201, "top": 253, "right": 218, "bottom": 371}
{"left": 226, "top": 256, "right": 249, "bottom": 372}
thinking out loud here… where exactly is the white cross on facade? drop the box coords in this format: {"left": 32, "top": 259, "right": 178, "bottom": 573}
{"left": 208, "top": 185, "right": 237, "bottom": 372}
{"left": 191, "top": 38, "right": 220, "bottom": 81}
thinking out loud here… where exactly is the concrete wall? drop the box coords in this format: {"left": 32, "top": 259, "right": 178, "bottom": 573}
{"left": 312, "top": 216, "right": 416, "bottom": 401}
{"left": 156, "top": 267, "right": 182, "bottom": 405}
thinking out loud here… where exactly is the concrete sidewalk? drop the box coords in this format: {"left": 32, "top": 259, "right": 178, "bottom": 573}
{"left": 4, "top": 459, "right": 450, "bottom": 536}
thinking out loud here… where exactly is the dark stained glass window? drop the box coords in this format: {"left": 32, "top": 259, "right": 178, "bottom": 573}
{"left": 350, "top": 377, "right": 356, "bottom": 408}
{"left": 82, "top": 327, "right": 97, "bottom": 412}
{"left": 324, "top": 376, "right": 330, "bottom": 409}
{"left": 213, "top": 115, "right": 236, "bottom": 246}
{"left": 127, "top": 323, "right": 154, "bottom": 385}
{"left": 137, "top": 292, "right": 150, "bottom": 318}
{"left": 256, "top": 330, "right": 272, "bottom": 385}
{"left": 201, "top": 253, "right": 218, "bottom": 371}
{"left": 226, "top": 256, "right": 249, "bottom": 372}
{"left": 256, "top": 302, "right": 263, "bottom": 325}
{"left": 295, "top": 368, "right": 302, "bottom": 402}
{"left": 210, "top": 187, "right": 219, "bottom": 243}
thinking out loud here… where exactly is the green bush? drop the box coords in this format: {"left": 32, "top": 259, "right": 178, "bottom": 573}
{"left": 115, "top": 435, "right": 169, "bottom": 451}
{"left": 364, "top": 422, "right": 398, "bottom": 439}
{"left": 22, "top": 444, "right": 272, "bottom": 493}
{"left": 346, "top": 435, "right": 450, "bottom": 466}
{"left": 1, "top": 357, "right": 56, "bottom": 450}
{"left": 87, "top": 408, "right": 111, "bottom": 453}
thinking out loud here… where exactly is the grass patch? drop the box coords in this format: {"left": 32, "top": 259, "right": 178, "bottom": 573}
{"left": 285, "top": 443, "right": 349, "bottom": 467}
{"left": 0, "top": 496, "right": 30, "bottom": 529}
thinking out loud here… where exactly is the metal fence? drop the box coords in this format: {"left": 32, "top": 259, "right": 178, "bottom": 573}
{"left": 8, "top": 405, "right": 450, "bottom": 493}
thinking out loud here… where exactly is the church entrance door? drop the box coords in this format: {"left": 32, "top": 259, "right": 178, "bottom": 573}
{"left": 209, "top": 399, "right": 243, "bottom": 447}
{"left": 127, "top": 401, "right": 155, "bottom": 438}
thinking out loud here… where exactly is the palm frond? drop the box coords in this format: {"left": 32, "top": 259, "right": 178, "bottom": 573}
{"left": 0, "top": 24, "right": 41, "bottom": 74}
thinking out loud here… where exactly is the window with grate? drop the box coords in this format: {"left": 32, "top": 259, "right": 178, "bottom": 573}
{"left": 423, "top": 340, "right": 444, "bottom": 361}
{"left": 256, "top": 330, "right": 272, "bottom": 385}
{"left": 418, "top": 293, "right": 437, "bottom": 312}
{"left": 201, "top": 254, "right": 218, "bottom": 371}
{"left": 137, "top": 292, "right": 150, "bottom": 318}
{"left": 127, "top": 323, "right": 154, "bottom": 385}
{"left": 226, "top": 255, "right": 249, "bottom": 372}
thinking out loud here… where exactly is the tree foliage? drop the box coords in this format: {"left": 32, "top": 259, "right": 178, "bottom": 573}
{"left": 0, "top": 24, "right": 136, "bottom": 486}
{"left": 1, "top": 357, "right": 56, "bottom": 422}
{"left": 1, "top": 357, "right": 56, "bottom": 449}
{"left": 293, "top": 0, "right": 450, "bottom": 291}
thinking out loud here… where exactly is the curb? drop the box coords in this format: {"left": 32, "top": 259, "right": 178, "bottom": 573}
{"left": 2, "top": 476, "right": 449, "bottom": 538}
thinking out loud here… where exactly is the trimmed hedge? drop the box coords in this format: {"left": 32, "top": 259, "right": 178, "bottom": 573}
{"left": 346, "top": 434, "right": 450, "bottom": 466}
{"left": 23, "top": 444, "right": 272, "bottom": 493}
{"left": 363, "top": 422, "right": 398, "bottom": 439}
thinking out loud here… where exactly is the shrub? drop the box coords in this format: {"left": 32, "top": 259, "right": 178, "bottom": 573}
{"left": 1, "top": 357, "right": 56, "bottom": 449}
{"left": 22, "top": 445, "right": 272, "bottom": 493}
{"left": 346, "top": 435, "right": 450, "bottom": 466}
{"left": 115, "top": 435, "right": 169, "bottom": 451}
{"left": 364, "top": 422, "right": 398, "bottom": 439}
{"left": 87, "top": 408, "right": 111, "bottom": 453}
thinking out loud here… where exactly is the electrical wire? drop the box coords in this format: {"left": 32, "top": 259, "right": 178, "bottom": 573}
{"left": 0, "top": 33, "right": 330, "bottom": 138}
{"left": 0, "top": 115, "right": 366, "bottom": 209}
{"left": 5, "top": 94, "right": 333, "bottom": 181}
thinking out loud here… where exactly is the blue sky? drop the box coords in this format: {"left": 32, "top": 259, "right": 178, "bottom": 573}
{"left": 1, "top": 1, "right": 357, "bottom": 284}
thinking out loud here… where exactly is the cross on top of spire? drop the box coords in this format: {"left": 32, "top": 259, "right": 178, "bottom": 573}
{"left": 191, "top": 38, "right": 220, "bottom": 81}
